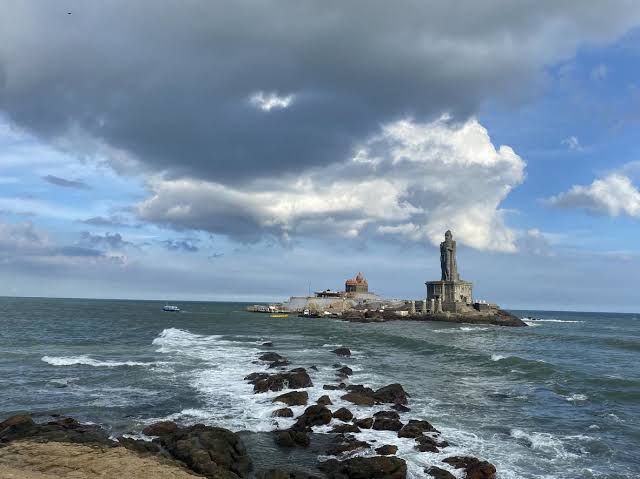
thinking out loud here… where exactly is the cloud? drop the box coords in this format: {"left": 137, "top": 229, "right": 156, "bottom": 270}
{"left": 545, "top": 173, "right": 640, "bottom": 217}
{"left": 80, "top": 215, "right": 137, "bottom": 228}
{"left": 248, "top": 91, "right": 294, "bottom": 112}
{"left": 561, "top": 135, "right": 582, "bottom": 151}
{"left": 138, "top": 116, "right": 525, "bottom": 251}
{"left": 160, "top": 239, "right": 199, "bottom": 253}
{"left": 0, "top": 1, "right": 638, "bottom": 182}
{"left": 42, "top": 174, "right": 90, "bottom": 189}
{"left": 79, "top": 231, "right": 135, "bottom": 250}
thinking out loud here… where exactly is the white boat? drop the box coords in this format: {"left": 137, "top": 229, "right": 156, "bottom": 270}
{"left": 162, "top": 304, "right": 180, "bottom": 312}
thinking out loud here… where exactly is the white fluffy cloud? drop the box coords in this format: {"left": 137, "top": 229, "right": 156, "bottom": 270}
{"left": 248, "top": 91, "right": 295, "bottom": 112}
{"left": 138, "top": 117, "right": 525, "bottom": 251}
{"left": 546, "top": 173, "right": 640, "bottom": 217}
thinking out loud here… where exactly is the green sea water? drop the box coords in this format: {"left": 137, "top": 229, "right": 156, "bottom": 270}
{"left": 1, "top": 297, "right": 638, "bottom": 478}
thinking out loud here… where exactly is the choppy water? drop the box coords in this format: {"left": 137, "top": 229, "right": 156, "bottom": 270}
{"left": 1, "top": 297, "right": 638, "bottom": 478}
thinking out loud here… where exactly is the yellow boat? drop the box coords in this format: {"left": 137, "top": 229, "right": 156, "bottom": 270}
{"left": 270, "top": 314, "right": 289, "bottom": 318}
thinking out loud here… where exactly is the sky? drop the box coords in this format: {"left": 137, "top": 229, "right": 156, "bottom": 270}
{"left": 0, "top": 1, "right": 639, "bottom": 312}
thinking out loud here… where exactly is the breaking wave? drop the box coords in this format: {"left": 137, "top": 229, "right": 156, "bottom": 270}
{"left": 42, "top": 355, "right": 159, "bottom": 368}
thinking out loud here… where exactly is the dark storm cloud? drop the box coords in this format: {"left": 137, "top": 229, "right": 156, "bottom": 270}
{"left": 1, "top": 1, "right": 639, "bottom": 182}
{"left": 42, "top": 175, "right": 90, "bottom": 190}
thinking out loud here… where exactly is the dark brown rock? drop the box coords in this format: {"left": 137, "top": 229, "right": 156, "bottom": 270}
{"left": 426, "top": 466, "right": 456, "bottom": 479}
{"left": 332, "top": 407, "right": 353, "bottom": 422}
{"left": 372, "top": 416, "right": 403, "bottom": 432}
{"left": 317, "top": 395, "right": 333, "bottom": 406}
{"left": 346, "top": 384, "right": 375, "bottom": 395}
{"left": 323, "top": 384, "right": 339, "bottom": 390}
{"left": 142, "top": 421, "right": 178, "bottom": 436}
{"left": 294, "top": 405, "right": 332, "bottom": 428}
{"left": 373, "top": 384, "right": 409, "bottom": 405}
{"left": 260, "top": 352, "right": 286, "bottom": 362}
{"left": 375, "top": 444, "right": 398, "bottom": 455}
{"left": 337, "top": 366, "right": 353, "bottom": 376}
{"left": 332, "top": 347, "right": 351, "bottom": 357}
{"left": 326, "top": 439, "right": 371, "bottom": 456}
{"left": 273, "top": 391, "right": 309, "bottom": 406}
{"left": 331, "top": 423, "right": 360, "bottom": 434}
{"left": 373, "top": 410, "right": 400, "bottom": 420}
{"left": 272, "top": 408, "right": 294, "bottom": 418}
{"left": 397, "top": 419, "right": 437, "bottom": 438}
{"left": 391, "top": 404, "right": 411, "bottom": 413}
{"left": 442, "top": 456, "right": 496, "bottom": 479}
{"left": 251, "top": 369, "right": 313, "bottom": 393}
{"left": 0, "top": 414, "right": 111, "bottom": 446}
{"left": 319, "top": 456, "right": 407, "bottom": 479}
{"left": 341, "top": 392, "right": 375, "bottom": 407}
{"left": 354, "top": 417, "right": 373, "bottom": 429}
{"left": 268, "top": 359, "right": 291, "bottom": 368}
{"left": 158, "top": 423, "right": 252, "bottom": 478}
{"left": 415, "top": 435, "right": 449, "bottom": 452}
{"left": 0, "top": 414, "right": 34, "bottom": 434}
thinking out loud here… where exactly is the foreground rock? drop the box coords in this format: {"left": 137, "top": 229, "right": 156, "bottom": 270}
{"left": 273, "top": 391, "right": 309, "bottom": 406}
{"left": 426, "top": 466, "right": 456, "bottom": 479}
{"left": 293, "top": 405, "right": 332, "bottom": 429}
{"left": 0, "top": 414, "right": 111, "bottom": 446}
{"left": 341, "top": 383, "right": 409, "bottom": 407}
{"left": 143, "top": 421, "right": 178, "bottom": 436}
{"left": 0, "top": 441, "right": 201, "bottom": 479}
{"left": 320, "top": 456, "right": 407, "bottom": 479}
{"left": 340, "top": 308, "right": 527, "bottom": 327}
{"left": 442, "top": 456, "right": 496, "bottom": 479}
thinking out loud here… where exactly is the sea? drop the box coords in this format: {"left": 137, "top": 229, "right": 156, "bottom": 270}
{"left": 1, "top": 297, "right": 638, "bottom": 478}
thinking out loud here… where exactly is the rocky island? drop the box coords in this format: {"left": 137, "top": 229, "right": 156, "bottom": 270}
{"left": 250, "top": 231, "right": 527, "bottom": 328}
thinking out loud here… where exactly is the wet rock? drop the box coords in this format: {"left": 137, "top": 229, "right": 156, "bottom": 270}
{"left": 261, "top": 341, "right": 274, "bottom": 347}
{"left": 260, "top": 352, "right": 286, "bottom": 362}
{"left": 337, "top": 383, "right": 347, "bottom": 389}
{"left": 293, "top": 405, "right": 333, "bottom": 429}
{"left": 0, "top": 414, "right": 111, "bottom": 446}
{"left": 256, "top": 469, "right": 321, "bottom": 479}
{"left": 317, "top": 395, "right": 333, "bottom": 406}
{"left": 117, "top": 435, "right": 163, "bottom": 454}
{"left": 354, "top": 417, "right": 373, "bottom": 429}
{"left": 373, "top": 384, "right": 409, "bottom": 405}
{"left": 274, "top": 429, "right": 310, "bottom": 448}
{"left": 372, "top": 417, "right": 403, "bottom": 432}
{"left": 336, "top": 366, "right": 353, "bottom": 376}
{"left": 290, "top": 367, "right": 307, "bottom": 373}
{"left": 250, "top": 369, "right": 313, "bottom": 393}
{"left": 273, "top": 391, "right": 309, "bottom": 406}
{"left": 269, "top": 359, "right": 292, "bottom": 368}
{"left": 332, "top": 347, "right": 351, "bottom": 357}
{"left": 397, "top": 419, "right": 437, "bottom": 438}
{"left": 332, "top": 407, "right": 353, "bottom": 422}
{"left": 375, "top": 444, "right": 398, "bottom": 455}
{"left": 425, "top": 466, "right": 456, "bottom": 479}
{"left": 331, "top": 423, "right": 360, "bottom": 434}
{"left": 442, "top": 456, "right": 496, "bottom": 479}
{"left": 373, "top": 411, "right": 400, "bottom": 420}
{"left": 159, "top": 423, "right": 252, "bottom": 478}
{"left": 326, "top": 438, "right": 371, "bottom": 456}
{"left": 391, "top": 404, "right": 411, "bottom": 413}
{"left": 272, "top": 408, "right": 294, "bottom": 418}
{"left": 346, "top": 384, "right": 375, "bottom": 396}
{"left": 142, "top": 421, "right": 178, "bottom": 437}
{"left": 341, "top": 393, "right": 375, "bottom": 407}
{"left": 323, "top": 385, "right": 339, "bottom": 390}
{"left": 319, "top": 456, "right": 407, "bottom": 479}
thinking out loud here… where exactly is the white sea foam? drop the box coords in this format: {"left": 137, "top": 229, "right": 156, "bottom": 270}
{"left": 491, "top": 354, "right": 507, "bottom": 361}
{"left": 435, "top": 326, "right": 491, "bottom": 334}
{"left": 510, "top": 428, "right": 579, "bottom": 459}
{"left": 42, "top": 355, "right": 159, "bottom": 368}
{"left": 565, "top": 393, "right": 588, "bottom": 402}
{"left": 528, "top": 319, "right": 584, "bottom": 323}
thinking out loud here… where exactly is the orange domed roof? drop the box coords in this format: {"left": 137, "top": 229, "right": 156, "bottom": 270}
{"left": 346, "top": 272, "right": 367, "bottom": 285}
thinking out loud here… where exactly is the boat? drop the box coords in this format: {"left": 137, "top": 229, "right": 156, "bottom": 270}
{"left": 162, "top": 304, "right": 180, "bottom": 312}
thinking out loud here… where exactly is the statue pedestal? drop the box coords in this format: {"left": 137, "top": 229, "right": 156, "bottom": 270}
{"left": 425, "top": 280, "right": 473, "bottom": 308}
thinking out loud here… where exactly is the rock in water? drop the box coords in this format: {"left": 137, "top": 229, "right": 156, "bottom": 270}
{"left": 332, "top": 407, "right": 353, "bottom": 422}
{"left": 142, "top": 421, "right": 178, "bottom": 437}
{"left": 331, "top": 423, "right": 360, "bottom": 434}
{"left": 317, "top": 395, "right": 333, "bottom": 406}
{"left": 272, "top": 408, "right": 294, "bottom": 418}
{"left": 159, "top": 423, "right": 252, "bottom": 478}
{"left": 354, "top": 417, "right": 373, "bottom": 429}
{"left": 373, "top": 384, "right": 409, "bottom": 405}
{"left": 272, "top": 391, "right": 309, "bottom": 406}
{"left": 442, "top": 456, "right": 496, "bottom": 479}
{"left": 375, "top": 444, "right": 398, "bottom": 455}
{"left": 341, "top": 393, "right": 375, "bottom": 407}
{"left": 294, "top": 405, "right": 332, "bottom": 428}
{"left": 274, "top": 429, "right": 310, "bottom": 448}
{"left": 320, "top": 456, "right": 407, "bottom": 479}
{"left": 249, "top": 369, "right": 313, "bottom": 393}
{"left": 332, "top": 347, "right": 351, "bottom": 357}
{"left": 425, "top": 466, "right": 456, "bottom": 479}
{"left": 397, "top": 419, "right": 437, "bottom": 438}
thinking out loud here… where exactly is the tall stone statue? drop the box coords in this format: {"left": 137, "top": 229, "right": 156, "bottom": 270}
{"left": 440, "top": 230, "right": 459, "bottom": 281}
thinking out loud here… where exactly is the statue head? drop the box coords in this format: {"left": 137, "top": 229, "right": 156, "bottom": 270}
{"left": 445, "top": 230, "right": 453, "bottom": 241}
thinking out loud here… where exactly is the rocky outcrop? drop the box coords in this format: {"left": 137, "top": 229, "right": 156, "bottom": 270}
{"left": 340, "top": 383, "right": 409, "bottom": 407}
{"left": 320, "top": 456, "right": 407, "bottom": 479}
{"left": 442, "top": 456, "right": 496, "bottom": 479}
{"left": 326, "top": 437, "right": 370, "bottom": 456}
{"left": 158, "top": 423, "right": 252, "bottom": 478}
{"left": 143, "top": 421, "right": 178, "bottom": 437}
{"left": 273, "top": 391, "right": 309, "bottom": 406}
{"left": 274, "top": 429, "right": 310, "bottom": 448}
{"left": 425, "top": 466, "right": 456, "bottom": 479}
{"left": 330, "top": 423, "right": 360, "bottom": 434}
{"left": 372, "top": 411, "right": 403, "bottom": 432}
{"left": 375, "top": 444, "right": 398, "bottom": 455}
{"left": 0, "top": 414, "right": 112, "bottom": 446}
{"left": 397, "top": 419, "right": 437, "bottom": 438}
{"left": 272, "top": 408, "right": 294, "bottom": 418}
{"left": 354, "top": 417, "right": 373, "bottom": 429}
{"left": 341, "top": 392, "right": 375, "bottom": 407}
{"left": 293, "top": 405, "right": 332, "bottom": 429}
{"left": 317, "top": 395, "right": 333, "bottom": 406}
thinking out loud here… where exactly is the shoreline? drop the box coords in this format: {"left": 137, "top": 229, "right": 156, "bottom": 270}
{"left": 1, "top": 345, "right": 498, "bottom": 479}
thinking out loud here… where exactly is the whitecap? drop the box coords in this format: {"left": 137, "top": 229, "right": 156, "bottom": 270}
{"left": 565, "top": 393, "right": 588, "bottom": 402}
{"left": 491, "top": 354, "right": 506, "bottom": 361}
{"left": 42, "top": 355, "right": 159, "bottom": 368}
{"left": 529, "top": 319, "right": 584, "bottom": 323}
